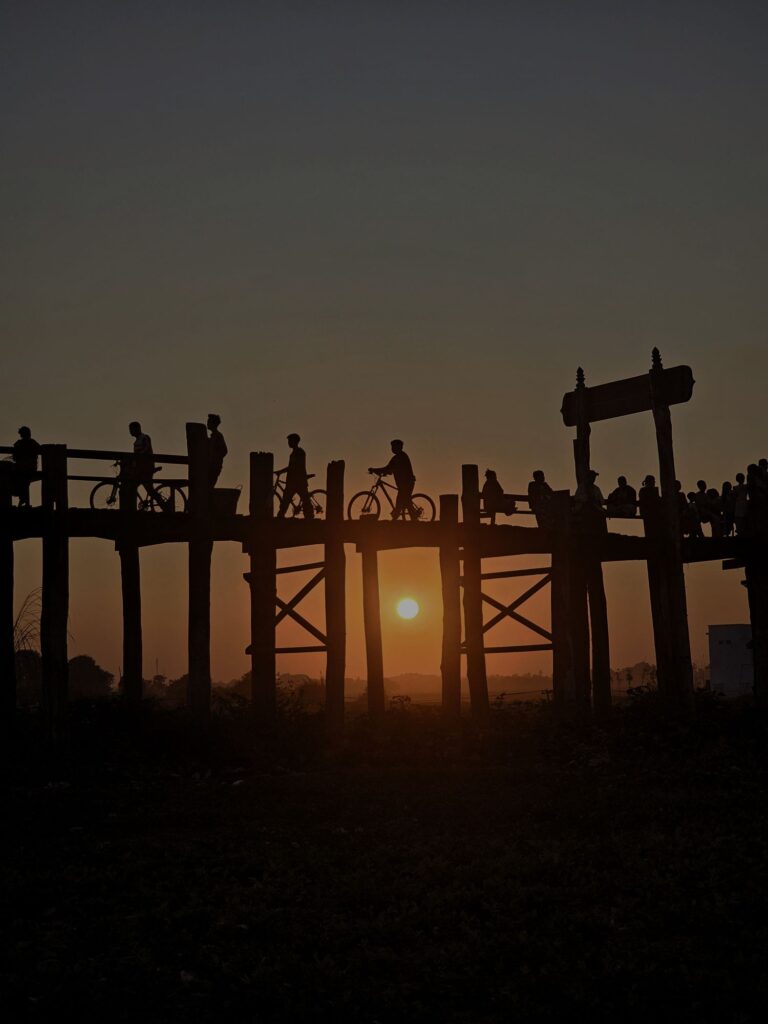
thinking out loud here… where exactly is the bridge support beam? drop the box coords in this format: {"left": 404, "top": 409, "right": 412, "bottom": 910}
{"left": 587, "top": 556, "right": 611, "bottom": 715}
{"left": 0, "top": 482, "right": 15, "bottom": 736}
{"left": 439, "top": 494, "right": 461, "bottom": 720}
{"left": 249, "top": 452, "right": 276, "bottom": 720}
{"left": 41, "top": 445, "right": 69, "bottom": 746}
{"left": 361, "top": 545, "right": 385, "bottom": 720}
{"left": 324, "top": 461, "right": 346, "bottom": 734}
{"left": 118, "top": 477, "right": 142, "bottom": 704}
{"left": 186, "top": 424, "right": 211, "bottom": 726}
{"left": 461, "top": 465, "right": 489, "bottom": 726}
{"left": 744, "top": 558, "right": 768, "bottom": 705}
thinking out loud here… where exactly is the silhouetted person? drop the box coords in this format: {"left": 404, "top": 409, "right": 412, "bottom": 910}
{"left": 639, "top": 475, "right": 660, "bottom": 521}
{"left": 369, "top": 439, "right": 416, "bottom": 520}
{"left": 721, "top": 481, "right": 734, "bottom": 537}
{"left": 575, "top": 469, "right": 606, "bottom": 532}
{"left": 277, "top": 433, "right": 314, "bottom": 519}
{"left": 606, "top": 475, "right": 637, "bottom": 517}
{"left": 481, "top": 469, "right": 517, "bottom": 524}
{"left": 706, "top": 488, "right": 723, "bottom": 538}
{"left": 206, "top": 413, "right": 227, "bottom": 488}
{"left": 692, "top": 480, "right": 711, "bottom": 530}
{"left": 682, "top": 490, "right": 703, "bottom": 538}
{"left": 128, "top": 421, "right": 155, "bottom": 496}
{"left": 12, "top": 426, "right": 41, "bottom": 507}
{"left": 733, "top": 472, "right": 748, "bottom": 536}
{"left": 527, "top": 470, "right": 554, "bottom": 527}
{"left": 746, "top": 463, "right": 767, "bottom": 535}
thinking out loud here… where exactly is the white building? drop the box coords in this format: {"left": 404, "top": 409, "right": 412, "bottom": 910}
{"left": 708, "top": 624, "right": 753, "bottom": 697}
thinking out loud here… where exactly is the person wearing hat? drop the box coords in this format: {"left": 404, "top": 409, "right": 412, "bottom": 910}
{"left": 369, "top": 439, "right": 416, "bottom": 520}
{"left": 575, "top": 469, "right": 604, "bottom": 509}
{"left": 206, "top": 413, "right": 228, "bottom": 488}
{"left": 277, "top": 433, "right": 314, "bottom": 519}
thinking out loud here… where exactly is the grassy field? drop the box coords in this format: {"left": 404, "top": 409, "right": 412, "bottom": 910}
{"left": 3, "top": 695, "right": 767, "bottom": 1023}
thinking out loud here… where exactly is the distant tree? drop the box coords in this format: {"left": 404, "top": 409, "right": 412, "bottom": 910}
{"left": 68, "top": 655, "right": 113, "bottom": 699}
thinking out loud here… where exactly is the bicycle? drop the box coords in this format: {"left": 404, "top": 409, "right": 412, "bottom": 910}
{"left": 89, "top": 461, "right": 188, "bottom": 512}
{"left": 273, "top": 471, "right": 326, "bottom": 519}
{"left": 347, "top": 474, "right": 436, "bottom": 521}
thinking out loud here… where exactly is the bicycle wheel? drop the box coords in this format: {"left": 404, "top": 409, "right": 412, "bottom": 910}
{"left": 90, "top": 481, "right": 120, "bottom": 510}
{"left": 151, "top": 484, "right": 187, "bottom": 513}
{"left": 347, "top": 491, "right": 381, "bottom": 520}
{"left": 410, "top": 493, "right": 436, "bottom": 522}
{"left": 309, "top": 489, "right": 326, "bottom": 519}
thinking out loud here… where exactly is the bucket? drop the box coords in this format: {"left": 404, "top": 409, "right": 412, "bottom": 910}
{"left": 213, "top": 487, "right": 241, "bottom": 516}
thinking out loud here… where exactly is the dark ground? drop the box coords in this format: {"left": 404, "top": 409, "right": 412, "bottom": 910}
{"left": 2, "top": 695, "right": 767, "bottom": 1023}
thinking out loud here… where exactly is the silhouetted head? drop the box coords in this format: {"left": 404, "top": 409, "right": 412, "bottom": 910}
{"left": 748, "top": 463, "right": 760, "bottom": 478}
{"left": 686, "top": 492, "right": 696, "bottom": 502}
{"left": 390, "top": 439, "right": 404, "bottom": 453}
{"left": 532, "top": 470, "right": 545, "bottom": 482}
{"left": 736, "top": 472, "right": 745, "bottom": 484}
{"left": 18, "top": 426, "right": 31, "bottom": 439}
{"left": 675, "top": 480, "right": 682, "bottom": 491}
{"left": 617, "top": 476, "right": 627, "bottom": 486}
{"left": 706, "top": 488, "right": 718, "bottom": 498}
{"left": 286, "top": 433, "right": 300, "bottom": 448}
{"left": 485, "top": 469, "right": 497, "bottom": 480}
{"left": 207, "top": 413, "right": 221, "bottom": 430}
{"left": 587, "top": 470, "right": 599, "bottom": 483}
{"left": 697, "top": 480, "right": 707, "bottom": 492}
{"left": 643, "top": 475, "right": 656, "bottom": 487}
{"left": 722, "top": 481, "right": 732, "bottom": 495}
{"left": 129, "top": 421, "right": 141, "bottom": 437}
{"left": 760, "top": 458, "right": 768, "bottom": 471}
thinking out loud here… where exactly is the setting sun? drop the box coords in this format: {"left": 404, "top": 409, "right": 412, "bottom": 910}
{"left": 396, "top": 597, "right": 420, "bottom": 620}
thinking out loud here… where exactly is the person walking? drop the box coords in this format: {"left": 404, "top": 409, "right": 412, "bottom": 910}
{"left": 128, "top": 421, "right": 155, "bottom": 498}
{"left": 277, "top": 433, "right": 314, "bottom": 519}
{"left": 369, "top": 439, "right": 416, "bottom": 520}
{"left": 11, "top": 426, "right": 41, "bottom": 507}
{"left": 206, "top": 413, "right": 227, "bottom": 488}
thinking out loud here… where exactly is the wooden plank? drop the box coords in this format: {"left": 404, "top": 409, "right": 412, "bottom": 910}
{"left": 186, "top": 423, "right": 212, "bottom": 725}
{"left": 587, "top": 559, "right": 611, "bottom": 716}
{"left": 274, "top": 596, "right": 328, "bottom": 645}
{"left": 275, "top": 645, "right": 327, "bottom": 654}
{"left": 274, "top": 569, "right": 325, "bottom": 625}
{"left": 480, "top": 575, "right": 552, "bottom": 634}
{"left": 361, "top": 546, "right": 385, "bottom": 720}
{"left": 439, "top": 495, "right": 461, "bottom": 720}
{"left": 461, "top": 465, "right": 489, "bottom": 725}
{"left": 483, "top": 644, "right": 553, "bottom": 654}
{"left": 477, "top": 567, "right": 551, "bottom": 581}
{"left": 276, "top": 560, "right": 326, "bottom": 574}
{"left": 561, "top": 364, "right": 694, "bottom": 426}
{"left": 40, "top": 445, "right": 69, "bottom": 746}
{"left": 324, "top": 461, "right": 346, "bottom": 735}
{"left": 249, "top": 452, "right": 276, "bottom": 718}
{"left": 549, "top": 491, "right": 576, "bottom": 706}
{"left": 65, "top": 448, "right": 189, "bottom": 464}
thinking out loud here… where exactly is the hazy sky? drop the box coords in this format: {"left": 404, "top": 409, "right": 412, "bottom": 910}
{"left": 3, "top": 1, "right": 767, "bottom": 684}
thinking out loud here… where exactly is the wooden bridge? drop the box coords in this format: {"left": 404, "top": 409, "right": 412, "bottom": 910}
{"left": 2, "top": 350, "right": 767, "bottom": 739}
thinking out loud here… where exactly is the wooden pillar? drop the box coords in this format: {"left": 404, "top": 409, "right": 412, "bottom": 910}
{"left": 642, "top": 490, "right": 673, "bottom": 691}
{"left": 569, "top": 547, "right": 592, "bottom": 708}
{"left": 649, "top": 348, "right": 694, "bottom": 714}
{"left": 40, "top": 444, "right": 69, "bottom": 745}
{"left": 249, "top": 452, "right": 276, "bottom": 719}
{"left": 118, "top": 476, "right": 142, "bottom": 704}
{"left": 461, "top": 465, "right": 489, "bottom": 725}
{"left": 439, "top": 494, "right": 461, "bottom": 719}
{"left": 744, "top": 558, "right": 768, "bottom": 705}
{"left": 0, "top": 481, "right": 15, "bottom": 733}
{"left": 324, "top": 460, "right": 346, "bottom": 733}
{"left": 550, "top": 490, "right": 576, "bottom": 707}
{"left": 588, "top": 558, "right": 611, "bottom": 715}
{"left": 361, "top": 545, "right": 385, "bottom": 719}
{"left": 186, "top": 423, "right": 212, "bottom": 724}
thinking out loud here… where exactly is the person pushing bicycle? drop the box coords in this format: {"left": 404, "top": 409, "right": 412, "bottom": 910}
{"left": 127, "top": 421, "right": 155, "bottom": 497}
{"left": 276, "top": 433, "right": 314, "bottom": 519}
{"left": 369, "top": 439, "right": 416, "bottom": 520}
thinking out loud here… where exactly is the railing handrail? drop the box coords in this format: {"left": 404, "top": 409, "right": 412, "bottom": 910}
{"left": 0, "top": 445, "right": 188, "bottom": 465}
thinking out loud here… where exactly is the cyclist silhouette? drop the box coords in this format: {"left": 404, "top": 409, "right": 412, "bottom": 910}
{"left": 277, "top": 433, "right": 314, "bottom": 519}
{"left": 369, "top": 440, "right": 416, "bottom": 520}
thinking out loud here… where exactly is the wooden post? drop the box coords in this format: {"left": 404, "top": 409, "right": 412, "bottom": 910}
{"left": 361, "top": 545, "right": 385, "bottom": 719}
{"left": 186, "top": 423, "right": 211, "bottom": 725}
{"left": 642, "top": 489, "right": 673, "bottom": 691}
{"left": 118, "top": 475, "right": 142, "bottom": 704}
{"left": 550, "top": 490, "right": 576, "bottom": 707}
{"left": 461, "top": 465, "right": 489, "bottom": 725}
{"left": 439, "top": 494, "right": 461, "bottom": 719}
{"left": 324, "top": 461, "right": 346, "bottom": 734}
{"left": 744, "top": 559, "right": 768, "bottom": 705}
{"left": 649, "top": 348, "right": 694, "bottom": 714}
{"left": 0, "top": 481, "right": 15, "bottom": 734}
{"left": 249, "top": 452, "right": 276, "bottom": 718}
{"left": 40, "top": 444, "right": 69, "bottom": 745}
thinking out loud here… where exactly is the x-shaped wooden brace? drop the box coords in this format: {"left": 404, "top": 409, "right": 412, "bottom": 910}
{"left": 275, "top": 568, "right": 328, "bottom": 645}
{"left": 480, "top": 574, "right": 553, "bottom": 642}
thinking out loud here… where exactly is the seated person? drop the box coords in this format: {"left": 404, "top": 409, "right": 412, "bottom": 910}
{"left": 606, "top": 475, "right": 637, "bottom": 517}
{"left": 527, "top": 470, "right": 554, "bottom": 527}
{"left": 481, "top": 470, "right": 517, "bottom": 524}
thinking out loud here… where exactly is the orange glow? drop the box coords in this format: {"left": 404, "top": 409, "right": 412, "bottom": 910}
{"left": 396, "top": 597, "right": 420, "bottom": 620}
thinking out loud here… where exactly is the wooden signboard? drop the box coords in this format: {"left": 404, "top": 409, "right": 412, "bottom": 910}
{"left": 561, "top": 365, "right": 694, "bottom": 426}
